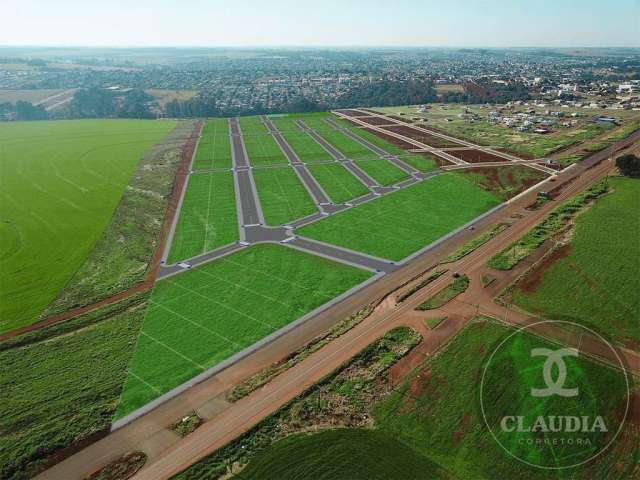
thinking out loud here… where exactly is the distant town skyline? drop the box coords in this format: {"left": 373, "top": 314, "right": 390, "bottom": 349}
{"left": 2, "top": 0, "right": 638, "bottom": 48}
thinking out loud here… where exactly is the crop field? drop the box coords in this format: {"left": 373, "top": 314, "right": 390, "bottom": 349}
{"left": 192, "top": 119, "right": 232, "bottom": 170}
{"left": 513, "top": 177, "right": 640, "bottom": 343}
{"left": 236, "top": 429, "right": 441, "bottom": 480}
{"left": 116, "top": 244, "right": 372, "bottom": 417}
{"left": 306, "top": 163, "right": 369, "bottom": 204}
{"left": 0, "top": 119, "right": 175, "bottom": 333}
{"left": 167, "top": 172, "right": 238, "bottom": 264}
{"left": 353, "top": 158, "right": 410, "bottom": 186}
{"left": 297, "top": 173, "right": 500, "bottom": 261}
{"left": 252, "top": 167, "right": 317, "bottom": 225}
{"left": 374, "top": 318, "right": 636, "bottom": 479}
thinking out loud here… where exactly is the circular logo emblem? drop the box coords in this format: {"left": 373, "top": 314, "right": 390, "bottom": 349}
{"left": 479, "top": 320, "right": 630, "bottom": 470}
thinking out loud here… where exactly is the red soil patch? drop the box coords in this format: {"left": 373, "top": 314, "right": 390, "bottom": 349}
{"left": 86, "top": 451, "right": 147, "bottom": 480}
{"left": 453, "top": 413, "right": 472, "bottom": 445}
{"left": 382, "top": 124, "right": 462, "bottom": 148}
{"left": 388, "top": 115, "right": 414, "bottom": 124}
{"left": 446, "top": 148, "right": 509, "bottom": 163}
{"left": 363, "top": 127, "right": 416, "bottom": 150}
{"left": 537, "top": 161, "right": 563, "bottom": 171}
{"left": 0, "top": 121, "right": 203, "bottom": 342}
{"left": 494, "top": 147, "right": 534, "bottom": 160}
{"left": 335, "top": 109, "right": 371, "bottom": 118}
{"left": 357, "top": 116, "right": 395, "bottom": 126}
{"left": 516, "top": 246, "right": 572, "bottom": 294}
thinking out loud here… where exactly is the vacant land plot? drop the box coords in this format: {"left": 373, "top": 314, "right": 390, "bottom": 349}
{"left": 238, "top": 116, "right": 270, "bottom": 136}
{"left": 446, "top": 148, "right": 509, "bottom": 163}
{"left": 236, "top": 429, "right": 440, "bottom": 480}
{"left": 382, "top": 124, "right": 462, "bottom": 148}
{"left": 0, "top": 299, "right": 145, "bottom": 480}
{"left": 307, "top": 163, "right": 369, "bottom": 203}
{"left": 513, "top": 177, "right": 640, "bottom": 343}
{"left": 357, "top": 116, "right": 395, "bottom": 126}
{"left": 241, "top": 120, "right": 289, "bottom": 166}
{"left": 0, "top": 89, "right": 64, "bottom": 104}
{"left": 374, "top": 318, "right": 636, "bottom": 479}
{"left": 117, "top": 244, "right": 372, "bottom": 417}
{"left": 193, "top": 119, "right": 232, "bottom": 170}
{"left": 453, "top": 165, "right": 547, "bottom": 200}
{"left": 271, "top": 119, "right": 333, "bottom": 163}
{"left": 354, "top": 158, "right": 410, "bottom": 186}
{"left": 252, "top": 167, "right": 317, "bottom": 225}
{"left": 298, "top": 174, "right": 500, "bottom": 261}
{"left": 0, "top": 119, "right": 175, "bottom": 333}
{"left": 302, "top": 119, "right": 378, "bottom": 159}
{"left": 167, "top": 172, "right": 238, "bottom": 264}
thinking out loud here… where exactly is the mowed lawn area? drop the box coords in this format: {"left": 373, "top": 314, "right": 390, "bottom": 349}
{"left": 353, "top": 158, "right": 410, "bottom": 186}
{"left": 513, "top": 177, "right": 640, "bottom": 343}
{"left": 297, "top": 173, "right": 500, "bottom": 261}
{"left": 0, "top": 119, "right": 175, "bottom": 333}
{"left": 252, "top": 167, "right": 317, "bottom": 225}
{"left": 240, "top": 116, "right": 288, "bottom": 166}
{"left": 271, "top": 117, "right": 333, "bottom": 163}
{"left": 167, "top": 172, "right": 238, "bottom": 264}
{"left": 307, "top": 163, "right": 369, "bottom": 204}
{"left": 301, "top": 118, "right": 379, "bottom": 159}
{"left": 192, "top": 118, "right": 232, "bottom": 170}
{"left": 116, "top": 244, "right": 372, "bottom": 417}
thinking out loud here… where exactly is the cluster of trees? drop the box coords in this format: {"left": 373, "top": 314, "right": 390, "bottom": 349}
{"left": 616, "top": 154, "right": 640, "bottom": 178}
{"left": 0, "top": 101, "right": 48, "bottom": 120}
{"left": 334, "top": 79, "right": 438, "bottom": 108}
{"left": 65, "top": 88, "right": 156, "bottom": 119}
{"left": 442, "top": 81, "right": 530, "bottom": 104}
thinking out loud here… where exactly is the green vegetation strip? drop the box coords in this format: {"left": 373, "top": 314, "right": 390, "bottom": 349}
{"left": 424, "top": 316, "right": 446, "bottom": 329}
{"left": 513, "top": 176, "right": 639, "bottom": 343}
{"left": 167, "top": 172, "right": 238, "bottom": 264}
{"left": 173, "top": 326, "right": 423, "bottom": 480}
{"left": 396, "top": 270, "right": 446, "bottom": 303}
{"left": 416, "top": 275, "right": 469, "bottom": 310}
{"left": 228, "top": 304, "right": 374, "bottom": 402}
{"left": 303, "top": 118, "right": 378, "bottom": 159}
{"left": 252, "top": 167, "right": 317, "bottom": 225}
{"left": 354, "top": 158, "right": 410, "bottom": 186}
{"left": 0, "top": 301, "right": 146, "bottom": 480}
{"left": 298, "top": 173, "right": 500, "bottom": 262}
{"left": 240, "top": 117, "right": 288, "bottom": 166}
{"left": 0, "top": 119, "right": 175, "bottom": 333}
{"left": 193, "top": 118, "right": 232, "bottom": 170}
{"left": 117, "top": 244, "right": 372, "bottom": 418}
{"left": 306, "top": 163, "right": 370, "bottom": 204}
{"left": 271, "top": 118, "right": 333, "bottom": 163}
{"left": 488, "top": 180, "right": 610, "bottom": 270}
{"left": 443, "top": 223, "right": 509, "bottom": 262}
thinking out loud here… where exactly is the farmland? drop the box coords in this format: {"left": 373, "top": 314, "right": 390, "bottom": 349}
{"left": 252, "top": 167, "right": 317, "bottom": 225}
{"left": 306, "top": 163, "right": 369, "bottom": 203}
{"left": 192, "top": 118, "right": 232, "bottom": 170}
{"left": 374, "top": 318, "right": 636, "bottom": 479}
{"left": 513, "top": 177, "right": 640, "bottom": 344}
{"left": 116, "top": 244, "right": 372, "bottom": 417}
{"left": 298, "top": 173, "right": 500, "bottom": 261}
{"left": 167, "top": 172, "right": 238, "bottom": 264}
{"left": 0, "top": 119, "right": 176, "bottom": 333}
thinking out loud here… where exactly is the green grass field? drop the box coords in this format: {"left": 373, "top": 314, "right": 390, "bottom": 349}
{"left": 239, "top": 116, "right": 289, "bottom": 166}
{"left": 353, "top": 158, "right": 410, "bottom": 186}
{"left": 302, "top": 118, "right": 379, "bottom": 159}
{"left": 167, "top": 172, "right": 238, "bottom": 264}
{"left": 271, "top": 117, "right": 333, "bottom": 163}
{"left": 0, "top": 299, "right": 145, "bottom": 480}
{"left": 116, "top": 244, "right": 372, "bottom": 417}
{"left": 238, "top": 116, "right": 270, "bottom": 135}
{"left": 193, "top": 118, "right": 232, "bottom": 170}
{"left": 306, "top": 163, "right": 369, "bottom": 204}
{"left": 374, "top": 318, "right": 636, "bottom": 479}
{"left": 252, "top": 167, "right": 317, "bottom": 225}
{"left": 0, "top": 119, "right": 175, "bottom": 333}
{"left": 298, "top": 174, "right": 500, "bottom": 261}
{"left": 236, "top": 429, "right": 442, "bottom": 480}
{"left": 513, "top": 177, "right": 640, "bottom": 343}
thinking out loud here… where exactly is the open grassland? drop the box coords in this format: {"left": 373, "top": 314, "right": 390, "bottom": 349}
{"left": 298, "top": 174, "right": 500, "bottom": 261}
{"left": 372, "top": 104, "right": 638, "bottom": 158}
{"left": 271, "top": 118, "right": 333, "bottom": 163}
{"left": 0, "top": 119, "right": 175, "bottom": 333}
{"left": 307, "top": 163, "right": 369, "bottom": 204}
{"left": 236, "top": 429, "right": 440, "bottom": 480}
{"left": 513, "top": 177, "right": 640, "bottom": 343}
{"left": 167, "top": 172, "right": 238, "bottom": 264}
{"left": 175, "top": 326, "right": 423, "bottom": 480}
{"left": 252, "top": 167, "right": 317, "bottom": 225}
{"left": 374, "top": 318, "right": 637, "bottom": 479}
{"left": 193, "top": 119, "right": 232, "bottom": 170}
{"left": 0, "top": 299, "right": 146, "bottom": 480}
{"left": 117, "top": 244, "right": 372, "bottom": 418}
{"left": 302, "top": 118, "right": 378, "bottom": 159}
{"left": 353, "top": 158, "right": 410, "bottom": 186}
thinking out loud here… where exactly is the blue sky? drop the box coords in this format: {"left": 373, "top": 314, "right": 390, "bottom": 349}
{"left": 2, "top": 0, "right": 638, "bottom": 47}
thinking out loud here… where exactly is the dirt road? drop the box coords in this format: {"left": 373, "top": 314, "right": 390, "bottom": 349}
{"left": 38, "top": 129, "right": 640, "bottom": 480}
